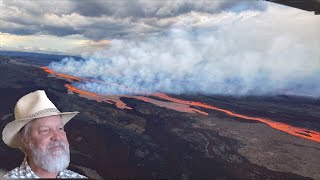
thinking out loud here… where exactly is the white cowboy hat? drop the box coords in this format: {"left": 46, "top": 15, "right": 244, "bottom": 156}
{"left": 2, "top": 90, "right": 79, "bottom": 148}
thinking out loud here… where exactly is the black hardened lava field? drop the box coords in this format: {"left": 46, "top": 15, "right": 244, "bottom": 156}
{"left": 0, "top": 56, "right": 319, "bottom": 179}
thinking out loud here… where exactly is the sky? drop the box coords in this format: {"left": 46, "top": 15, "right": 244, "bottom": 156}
{"left": 1, "top": 0, "right": 320, "bottom": 97}
{"left": 0, "top": 0, "right": 317, "bottom": 55}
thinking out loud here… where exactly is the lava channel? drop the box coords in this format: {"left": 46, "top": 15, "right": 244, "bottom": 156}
{"left": 40, "top": 66, "right": 320, "bottom": 143}
{"left": 152, "top": 93, "right": 320, "bottom": 143}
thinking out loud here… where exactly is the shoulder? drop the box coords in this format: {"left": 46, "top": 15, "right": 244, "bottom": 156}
{"left": 3, "top": 166, "right": 37, "bottom": 178}
{"left": 3, "top": 167, "right": 21, "bottom": 178}
{"left": 58, "top": 169, "right": 87, "bottom": 178}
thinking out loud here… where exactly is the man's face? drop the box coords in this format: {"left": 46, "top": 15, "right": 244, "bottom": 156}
{"left": 23, "top": 115, "right": 70, "bottom": 172}
{"left": 28, "top": 115, "right": 69, "bottom": 154}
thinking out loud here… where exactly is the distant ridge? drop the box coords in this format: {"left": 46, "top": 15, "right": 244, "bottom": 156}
{"left": 0, "top": 50, "right": 81, "bottom": 66}
{"left": 0, "top": 50, "right": 80, "bottom": 61}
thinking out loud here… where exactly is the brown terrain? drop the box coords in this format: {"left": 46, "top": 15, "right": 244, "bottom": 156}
{"left": 0, "top": 55, "right": 319, "bottom": 179}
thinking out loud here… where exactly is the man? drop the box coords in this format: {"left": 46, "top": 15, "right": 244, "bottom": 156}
{"left": 2, "top": 90, "right": 87, "bottom": 178}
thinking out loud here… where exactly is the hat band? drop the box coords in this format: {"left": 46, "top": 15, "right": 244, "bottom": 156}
{"left": 26, "top": 108, "right": 61, "bottom": 119}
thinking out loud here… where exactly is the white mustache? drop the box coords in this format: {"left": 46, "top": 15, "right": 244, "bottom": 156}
{"left": 46, "top": 141, "right": 67, "bottom": 152}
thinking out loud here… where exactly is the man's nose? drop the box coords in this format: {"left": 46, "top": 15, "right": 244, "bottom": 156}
{"left": 50, "top": 130, "right": 62, "bottom": 141}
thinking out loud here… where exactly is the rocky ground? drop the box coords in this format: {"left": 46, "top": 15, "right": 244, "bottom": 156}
{"left": 0, "top": 56, "right": 319, "bottom": 179}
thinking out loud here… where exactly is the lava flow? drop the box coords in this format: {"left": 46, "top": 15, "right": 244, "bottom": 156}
{"left": 66, "top": 84, "right": 207, "bottom": 114}
{"left": 42, "top": 66, "right": 206, "bottom": 113}
{"left": 40, "top": 66, "right": 55, "bottom": 75}
{"left": 152, "top": 93, "right": 320, "bottom": 143}
{"left": 40, "top": 66, "right": 320, "bottom": 143}
{"left": 40, "top": 66, "right": 82, "bottom": 81}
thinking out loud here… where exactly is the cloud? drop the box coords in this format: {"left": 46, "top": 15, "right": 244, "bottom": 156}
{"left": 49, "top": 7, "right": 320, "bottom": 97}
{"left": 0, "top": 0, "right": 268, "bottom": 40}
{"left": 0, "top": 33, "right": 101, "bottom": 55}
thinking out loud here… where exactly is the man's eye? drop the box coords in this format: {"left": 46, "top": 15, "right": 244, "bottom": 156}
{"left": 39, "top": 129, "right": 49, "bottom": 134}
{"left": 58, "top": 127, "right": 64, "bottom": 131}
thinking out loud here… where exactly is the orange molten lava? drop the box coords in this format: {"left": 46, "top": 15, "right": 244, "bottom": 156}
{"left": 40, "top": 66, "right": 149, "bottom": 94}
{"left": 40, "top": 66, "right": 320, "bottom": 143}
{"left": 40, "top": 67, "right": 83, "bottom": 82}
{"left": 65, "top": 84, "right": 205, "bottom": 114}
{"left": 152, "top": 93, "right": 320, "bottom": 143}
{"left": 57, "top": 73, "right": 81, "bottom": 81}
{"left": 65, "top": 84, "right": 132, "bottom": 110}
{"left": 40, "top": 66, "right": 55, "bottom": 75}
{"left": 65, "top": 84, "right": 98, "bottom": 97}
{"left": 130, "top": 95, "right": 209, "bottom": 115}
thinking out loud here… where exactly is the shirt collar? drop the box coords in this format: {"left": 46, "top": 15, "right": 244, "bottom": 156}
{"left": 20, "top": 157, "right": 40, "bottom": 178}
{"left": 21, "top": 156, "right": 67, "bottom": 178}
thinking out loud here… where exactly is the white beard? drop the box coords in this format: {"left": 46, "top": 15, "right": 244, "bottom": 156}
{"left": 29, "top": 141, "right": 70, "bottom": 173}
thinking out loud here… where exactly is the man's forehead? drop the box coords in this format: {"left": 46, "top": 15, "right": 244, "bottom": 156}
{"left": 31, "top": 115, "right": 64, "bottom": 127}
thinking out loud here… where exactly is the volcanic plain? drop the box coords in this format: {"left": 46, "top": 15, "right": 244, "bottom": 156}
{"left": 0, "top": 55, "right": 319, "bottom": 179}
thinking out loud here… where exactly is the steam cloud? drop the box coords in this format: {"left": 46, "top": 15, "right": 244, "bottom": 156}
{"left": 49, "top": 8, "right": 320, "bottom": 97}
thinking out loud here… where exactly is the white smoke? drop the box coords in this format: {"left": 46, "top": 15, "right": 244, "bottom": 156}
{"left": 49, "top": 6, "right": 320, "bottom": 97}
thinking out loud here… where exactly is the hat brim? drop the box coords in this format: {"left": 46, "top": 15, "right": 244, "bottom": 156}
{"left": 2, "top": 111, "right": 79, "bottom": 148}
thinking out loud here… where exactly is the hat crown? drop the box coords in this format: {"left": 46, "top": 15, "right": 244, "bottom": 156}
{"left": 14, "top": 90, "right": 59, "bottom": 120}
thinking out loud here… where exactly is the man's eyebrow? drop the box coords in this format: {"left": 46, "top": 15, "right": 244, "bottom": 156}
{"left": 38, "top": 126, "right": 49, "bottom": 129}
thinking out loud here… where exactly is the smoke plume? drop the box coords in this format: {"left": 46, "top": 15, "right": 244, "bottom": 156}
{"left": 49, "top": 7, "right": 320, "bottom": 97}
